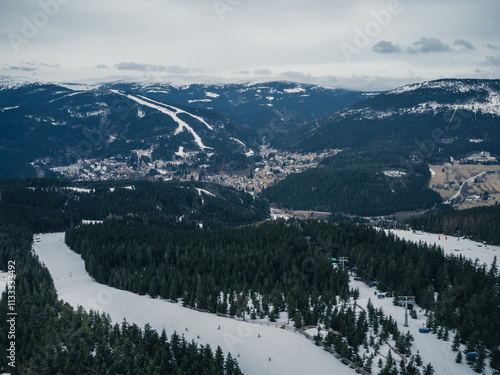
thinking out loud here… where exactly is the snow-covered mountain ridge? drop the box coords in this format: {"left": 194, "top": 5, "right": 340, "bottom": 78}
{"left": 282, "top": 78, "right": 500, "bottom": 160}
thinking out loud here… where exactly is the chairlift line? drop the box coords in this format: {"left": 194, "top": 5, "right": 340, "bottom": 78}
{"left": 398, "top": 296, "right": 416, "bottom": 327}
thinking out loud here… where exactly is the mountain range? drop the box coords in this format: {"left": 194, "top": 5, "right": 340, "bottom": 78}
{"left": 0, "top": 78, "right": 370, "bottom": 177}
{"left": 264, "top": 79, "right": 500, "bottom": 216}
{"left": 2, "top": 77, "right": 500, "bottom": 216}
{"left": 280, "top": 78, "right": 500, "bottom": 162}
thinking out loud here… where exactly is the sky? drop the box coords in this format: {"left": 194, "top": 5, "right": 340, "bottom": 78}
{"left": 0, "top": 0, "right": 499, "bottom": 91}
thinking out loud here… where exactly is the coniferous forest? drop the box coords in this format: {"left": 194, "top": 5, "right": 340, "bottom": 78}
{"left": 261, "top": 152, "right": 443, "bottom": 216}
{"left": 0, "top": 179, "right": 243, "bottom": 374}
{"left": 1, "top": 178, "right": 500, "bottom": 374}
{"left": 303, "top": 221, "right": 500, "bottom": 370}
{"left": 403, "top": 204, "right": 500, "bottom": 244}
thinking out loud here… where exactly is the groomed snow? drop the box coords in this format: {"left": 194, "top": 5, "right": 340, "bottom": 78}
{"left": 195, "top": 188, "right": 216, "bottom": 197}
{"left": 62, "top": 187, "right": 94, "bottom": 194}
{"left": 385, "top": 229, "right": 499, "bottom": 269}
{"left": 110, "top": 90, "right": 212, "bottom": 150}
{"left": 34, "top": 233, "right": 357, "bottom": 375}
{"left": 48, "top": 91, "right": 84, "bottom": 103}
{"left": 137, "top": 94, "right": 214, "bottom": 131}
{"left": 0, "top": 106, "right": 19, "bottom": 111}
{"left": 351, "top": 273, "right": 492, "bottom": 375}
{"left": 230, "top": 137, "right": 246, "bottom": 148}
{"left": 229, "top": 138, "right": 254, "bottom": 157}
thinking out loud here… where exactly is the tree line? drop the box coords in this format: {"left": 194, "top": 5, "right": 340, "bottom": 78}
{"left": 403, "top": 204, "right": 500, "bottom": 244}
{"left": 260, "top": 152, "right": 442, "bottom": 216}
{"left": 0, "top": 179, "right": 244, "bottom": 374}
{"left": 302, "top": 220, "right": 500, "bottom": 373}
{"left": 65, "top": 220, "right": 350, "bottom": 326}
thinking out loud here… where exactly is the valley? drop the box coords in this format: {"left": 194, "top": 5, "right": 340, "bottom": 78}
{"left": 2, "top": 0, "right": 499, "bottom": 373}
{"left": 49, "top": 144, "right": 339, "bottom": 194}
{"left": 1, "top": 77, "right": 500, "bottom": 375}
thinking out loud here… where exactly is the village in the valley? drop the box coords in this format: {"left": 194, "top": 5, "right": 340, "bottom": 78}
{"left": 47, "top": 145, "right": 340, "bottom": 194}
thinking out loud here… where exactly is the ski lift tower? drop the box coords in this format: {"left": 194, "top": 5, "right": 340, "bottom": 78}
{"left": 398, "top": 296, "right": 415, "bottom": 327}
{"left": 338, "top": 257, "right": 348, "bottom": 271}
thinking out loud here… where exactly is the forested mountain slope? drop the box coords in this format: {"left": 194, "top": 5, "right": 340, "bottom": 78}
{"left": 264, "top": 79, "right": 500, "bottom": 216}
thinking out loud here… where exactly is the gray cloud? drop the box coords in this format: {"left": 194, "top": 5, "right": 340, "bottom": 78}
{"left": 4, "top": 61, "right": 59, "bottom": 71}
{"left": 166, "top": 65, "right": 190, "bottom": 74}
{"left": 254, "top": 69, "right": 272, "bottom": 75}
{"left": 375, "top": 38, "right": 476, "bottom": 55}
{"left": 454, "top": 39, "right": 475, "bottom": 51}
{"left": 486, "top": 43, "right": 500, "bottom": 51}
{"left": 7, "top": 66, "right": 37, "bottom": 71}
{"left": 483, "top": 55, "right": 500, "bottom": 67}
{"left": 408, "top": 37, "right": 451, "bottom": 54}
{"left": 372, "top": 41, "right": 402, "bottom": 54}
{"left": 20, "top": 60, "right": 37, "bottom": 67}
{"left": 40, "top": 63, "right": 61, "bottom": 69}
{"left": 114, "top": 62, "right": 167, "bottom": 72}
{"left": 0, "top": 0, "right": 498, "bottom": 90}
{"left": 280, "top": 71, "right": 314, "bottom": 83}
{"left": 114, "top": 62, "right": 202, "bottom": 74}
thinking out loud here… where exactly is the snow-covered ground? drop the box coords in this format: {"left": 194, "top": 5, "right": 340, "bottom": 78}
{"left": 33, "top": 233, "right": 355, "bottom": 375}
{"left": 110, "top": 90, "right": 213, "bottom": 150}
{"left": 195, "top": 187, "right": 216, "bottom": 197}
{"left": 81, "top": 220, "right": 104, "bottom": 225}
{"left": 62, "top": 187, "right": 94, "bottom": 194}
{"left": 31, "top": 231, "right": 495, "bottom": 374}
{"left": 350, "top": 273, "right": 492, "bottom": 375}
{"left": 385, "top": 229, "right": 498, "bottom": 269}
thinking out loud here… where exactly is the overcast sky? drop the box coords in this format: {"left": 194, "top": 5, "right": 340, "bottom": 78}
{"left": 1, "top": 0, "right": 499, "bottom": 90}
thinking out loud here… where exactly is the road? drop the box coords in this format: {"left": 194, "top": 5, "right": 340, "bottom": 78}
{"left": 446, "top": 171, "right": 486, "bottom": 203}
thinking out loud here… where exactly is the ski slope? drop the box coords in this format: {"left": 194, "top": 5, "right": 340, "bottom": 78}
{"left": 34, "top": 232, "right": 355, "bottom": 375}
{"left": 350, "top": 274, "right": 492, "bottom": 375}
{"left": 110, "top": 90, "right": 212, "bottom": 150}
{"left": 32, "top": 231, "right": 495, "bottom": 375}
{"left": 385, "top": 229, "right": 498, "bottom": 269}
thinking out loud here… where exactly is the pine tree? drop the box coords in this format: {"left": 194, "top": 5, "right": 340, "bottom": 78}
{"left": 423, "top": 363, "right": 435, "bottom": 375}
{"left": 294, "top": 311, "right": 303, "bottom": 329}
{"left": 456, "top": 352, "right": 462, "bottom": 363}
{"left": 474, "top": 345, "right": 486, "bottom": 374}
{"left": 437, "top": 326, "right": 443, "bottom": 339}
{"left": 414, "top": 351, "right": 423, "bottom": 367}
{"left": 452, "top": 332, "right": 461, "bottom": 351}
